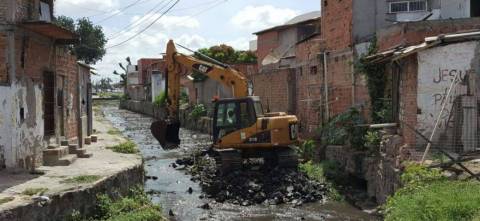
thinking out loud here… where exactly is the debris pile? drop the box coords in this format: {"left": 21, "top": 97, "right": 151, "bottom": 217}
{"left": 175, "top": 150, "right": 327, "bottom": 206}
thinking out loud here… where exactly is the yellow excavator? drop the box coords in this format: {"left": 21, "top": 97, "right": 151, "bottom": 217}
{"left": 151, "top": 40, "right": 299, "bottom": 172}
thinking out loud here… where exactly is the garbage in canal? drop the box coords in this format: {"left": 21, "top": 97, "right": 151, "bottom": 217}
{"left": 175, "top": 148, "right": 328, "bottom": 206}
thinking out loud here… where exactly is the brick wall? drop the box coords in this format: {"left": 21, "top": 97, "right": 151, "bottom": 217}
{"left": 0, "top": 1, "right": 7, "bottom": 24}
{"left": 17, "top": 34, "right": 54, "bottom": 80}
{"left": 55, "top": 47, "right": 79, "bottom": 140}
{"left": 251, "top": 68, "right": 292, "bottom": 113}
{"left": 256, "top": 30, "right": 279, "bottom": 67}
{"left": 295, "top": 36, "right": 326, "bottom": 135}
{"left": 377, "top": 17, "right": 480, "bottom": 51}
{"left": 322, "top": 0, "right": 353, "bottom": 51}
{"left": 398, "top": 56, "right": 418, "bottom": 148}
{"left": 0, "top": 33, "right": 7, "bottom": 83}
{"left": 138, "top": 58, "right": 162, "bottom": 85}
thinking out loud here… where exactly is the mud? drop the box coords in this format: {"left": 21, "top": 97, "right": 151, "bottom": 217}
{"left": 98, "top": 100, "right": 380, "bottom": 221}
{"left": 176, "top": 150, "right": 327, "bottom": 207}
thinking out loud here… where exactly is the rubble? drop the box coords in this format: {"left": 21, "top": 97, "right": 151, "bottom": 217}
{"left": 175, "top": 149, "right": 327, "bottom": 206}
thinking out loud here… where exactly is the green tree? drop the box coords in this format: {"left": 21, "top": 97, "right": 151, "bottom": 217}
{"left": 197, "top": 44, "right": 256, "bottom": 64}
{"left": 55, "top": 16, "right": 107, "bottom": 64}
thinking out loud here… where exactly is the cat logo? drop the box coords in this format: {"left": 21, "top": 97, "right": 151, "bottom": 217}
{"left": 193, "top": 63, "right": 213, "bottom": 74}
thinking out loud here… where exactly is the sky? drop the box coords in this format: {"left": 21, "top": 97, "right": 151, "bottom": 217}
{"left": 55, "top": 0, "right": 320, "bottom": 82}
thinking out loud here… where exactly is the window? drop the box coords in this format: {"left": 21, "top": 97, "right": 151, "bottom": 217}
{"left": 409, "top": 1, "right": 426, "bottom": 11}
{"left": 390, "top": 2, "right": 408, "bottom": 13}
{"left": 389, "top": 1, "right": 426, "bottom": 13}
{"left": 310, "top": 65, "right": 318, "bottom": 75}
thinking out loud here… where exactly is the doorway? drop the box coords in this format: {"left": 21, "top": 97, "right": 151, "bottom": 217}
{"left": 56, "top": 75, "right": 65, "bottom": 137}
{"left": 472, "top": 0, "right": 480, "bottom": 17}
{"left": 43, "top": 72, "right": 55, "bottom": 136}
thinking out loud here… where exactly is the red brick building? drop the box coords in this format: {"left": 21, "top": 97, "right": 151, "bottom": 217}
{"left": 0, "top": 0, "right": 92, "bottom": 170}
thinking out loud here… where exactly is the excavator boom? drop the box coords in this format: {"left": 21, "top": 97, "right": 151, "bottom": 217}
{"left": 151, "top": 40, "right": 249, "bottom": 148}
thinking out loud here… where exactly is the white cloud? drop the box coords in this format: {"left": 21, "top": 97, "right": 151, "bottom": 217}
{"left": 130, "top": 15, "right": 200, "bottom": 31}
{"left": 231, "top": 5, "right": 299, "bottom": 31}
{"left": 55, "top": 0, "right": 120, "bottom": 17}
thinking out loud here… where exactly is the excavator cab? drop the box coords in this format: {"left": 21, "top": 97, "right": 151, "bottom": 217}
{"left": 212, "top": 97, "right": 261, "bottom": 144}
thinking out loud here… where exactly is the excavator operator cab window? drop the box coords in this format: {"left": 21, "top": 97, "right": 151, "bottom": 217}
{"left": 213, "top": 99, "right": 257, "bottom": 142}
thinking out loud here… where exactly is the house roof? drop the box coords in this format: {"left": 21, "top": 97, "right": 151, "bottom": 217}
{"left": 21, "top": 21, "right": 77, "bottom": 44}
{"left": 253, "top": 11, "right": 321, "bottom": 35}
{"left": 366, "top": 30, "right": 480, "bottom": 64}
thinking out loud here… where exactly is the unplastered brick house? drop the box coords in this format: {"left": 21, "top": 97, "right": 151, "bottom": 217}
{"left": 319, "top": 0, "right": 480, "bottom": 203}
{"left": 0, "top": 0, "right": 93, "bottom": 170}
{"left": 253, "top": 10, "right": 341, "bottom": 136}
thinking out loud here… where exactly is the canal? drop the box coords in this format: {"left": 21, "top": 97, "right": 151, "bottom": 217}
{"left": 99, "top": 100, "right": 378, "bottom": 221}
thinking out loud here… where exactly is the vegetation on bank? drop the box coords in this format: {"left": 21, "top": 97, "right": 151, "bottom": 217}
{"left": 299, "top": 161, "right": 344, "bottom": 201}
{"left": 384, "top": 163, "right": 480, "bottom": 221}
{"left": 0, "top": 197, "right": 14, "bottom": 205}
{"left": 67, "top": 187, "right": 166, "bottom": 221}
{"left": 153, "top": 92, "right": 167, "bottom": 107}
{"left": 107, "top": 141, "right": 139, "bottom": 154}
{"left": 61, "top": 175, "right": 102, "bottom": 185}
{"left": 21, "top": 187, "right": 48, "bottom": 196}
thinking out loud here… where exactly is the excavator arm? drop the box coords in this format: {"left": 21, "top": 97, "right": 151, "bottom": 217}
{"left": 151, "top": 40, "right": 249, "bottom": 148}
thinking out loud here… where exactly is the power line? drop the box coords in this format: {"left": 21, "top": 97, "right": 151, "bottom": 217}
{"left": 107, "top": 0, "right": 171, "bottom": 40}
{"left": 106, "top": 0, "right": 180, "bottom": 49}
{"left": 94, "top": 0, "right": 145, "bottom": 24}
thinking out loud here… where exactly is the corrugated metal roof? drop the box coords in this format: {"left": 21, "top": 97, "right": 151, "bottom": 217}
{"left": 366, "top": 30, "right": 480, "bottom": 64}
{"left": 253, "top": 11, "right": 321, "bottom": 35}
{"left": 284, "top": 11, "right": 321, "bottom": 25}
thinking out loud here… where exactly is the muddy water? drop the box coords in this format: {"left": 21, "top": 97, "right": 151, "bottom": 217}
{"left": 99, "top": 101, "right": 379, "bottom": 221}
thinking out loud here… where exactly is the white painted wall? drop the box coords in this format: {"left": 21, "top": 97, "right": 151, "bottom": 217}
{"left": 0, "top": 80, "right": 45, "bottom": 169}
{"left": 416, "top": 41, "right": 478, "bottom": 147}
{"left": 151, "top": 72, "right": 165, "bottom": 102}
{"left": 440, "top": 0, "right": 470, "bottom": 19}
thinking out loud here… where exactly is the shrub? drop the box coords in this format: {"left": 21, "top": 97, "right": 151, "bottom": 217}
{"left": 108, "top": 141, "right": 139, "bottom": 154}
{"left": 189, "top": 104, "right": 207, "bottom": 119}
{"left": 153, "top": 92, "right": 166, "bottom": 107}
{"left": 298, "top": 140, "right": 316, "bottom": 161}
{"left": 299, "top": 161, "right": 344, "bottom": 201}
{"left": 364, "top": 130, "right": 381, "bottom": 153}
{"left": 69, "top": 187, "right": 166, "bottom": 221}
{"left": 0, "top": 197, "right": 14, "bottom": 205}
{"left": 317, "top": 108, "right": 367, "bottom": 149}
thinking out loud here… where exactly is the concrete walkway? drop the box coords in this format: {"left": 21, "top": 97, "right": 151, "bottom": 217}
{"left": 0, "top": 109, "right": 143, "bottom": 221}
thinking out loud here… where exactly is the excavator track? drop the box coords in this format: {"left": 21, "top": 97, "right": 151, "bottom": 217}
{"left": 214, "top": 149, "right": 242, "bottom": 175}
{"left": 276, "top": 147, "right": 299, "bottom": 168}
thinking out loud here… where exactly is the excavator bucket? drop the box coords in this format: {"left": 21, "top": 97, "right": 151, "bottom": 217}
{"left": 150, "top": 120, "right": 181, "bottom": 149}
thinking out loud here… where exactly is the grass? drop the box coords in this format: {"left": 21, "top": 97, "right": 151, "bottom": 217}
{"left": 385, "top": 180, "right": 480, "bottom": 221}
{"left": 61, "top": 175, "right": 102, "bottom": 184}
{"left": 0, "top": 197, "right": 14, "bottom": 205}
{"left": 299, "top": 161, "right": 344, "bottom": 201}
{"left": 22, "top": 187, "right": 48, "bottom": 196}
{"left": 107, "top": 141, "right": 139, "bottom": 154}
{"left": 384, "top": 162, "right": 480, "bottom": 221}
{"left": 107, "top": 128, "right": 122, "bottom": 135}
{"left": 66, "top": 187, "right": 166, "bottom": 221}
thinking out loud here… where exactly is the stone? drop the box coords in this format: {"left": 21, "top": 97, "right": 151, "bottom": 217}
{"left": 84, "top": 137, "right": 92, "bottom": 145}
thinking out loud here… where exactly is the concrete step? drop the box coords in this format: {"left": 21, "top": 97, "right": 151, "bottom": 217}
{"left": 68, "top": 144, "right": 79, "bottom": 154}
{"left": 55, "top": 154, "right": 77, "bottom": 166}
{"left": 43, "top": 146, "right": 69, "bottom": 166}
{"left": 91, "top": 135, "right": 98, "bottom": 143}
{"left": 60, "top": 140, "right": 69, "bottom": 146}
{"left": 47, "top": 144, "right": 59, "bottom": 149}
{"left": 85, "top": 137, "right": 92, "bottom": 145}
